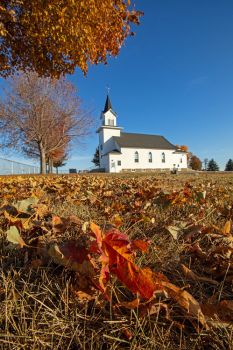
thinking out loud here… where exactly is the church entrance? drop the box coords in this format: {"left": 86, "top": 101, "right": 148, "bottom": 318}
{"left": 111, "top": 160, "right": 116, "bottom": 172}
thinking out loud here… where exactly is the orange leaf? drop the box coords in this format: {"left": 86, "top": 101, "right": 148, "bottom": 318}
{"left": 102, "top": 229, "right": 162, "bottom": 299}
{"left": 131, "top": 239, "right": 149, "bottom": 252}
{"left": 122, "top": 328, "right": 133, "bottom": 340}
{"left": 222, "top": 220, "right": 232, "bottom": 235}
{"left": 90, "top": 222, "right": 103, "bottom": 248}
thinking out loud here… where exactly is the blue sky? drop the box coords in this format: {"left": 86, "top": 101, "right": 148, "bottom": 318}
{"left": 1, "top": 0, "right": 233, "bottom": 170}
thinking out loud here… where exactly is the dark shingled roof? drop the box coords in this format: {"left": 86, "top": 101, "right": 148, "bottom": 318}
{"left": 113, "top": 132, "right": 176, "bottom": 150}
{"left": 103, "top": 150, "right": 122, "bottom": 156}
{"left": 103, "top": 95, "right": 112, "bottom": 113}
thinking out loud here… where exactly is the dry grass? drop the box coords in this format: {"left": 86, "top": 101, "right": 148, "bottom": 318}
{"left": 1, "top": 172, "right": 233, "bottom": 349}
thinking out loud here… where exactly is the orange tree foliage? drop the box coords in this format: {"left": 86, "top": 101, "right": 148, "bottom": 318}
{"left": 176, "top": 144, "right": 188, "bottom": 152}
{"left": 0, "top": 0, "right": 143, "bottom": 77}
{"left": 189, "top": 155, "right": 202, "bottom": 170}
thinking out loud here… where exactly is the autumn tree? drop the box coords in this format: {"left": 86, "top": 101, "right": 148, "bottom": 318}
{"left": 92, "top": 148, "right": 100, "bottom": 167}
{"left": 53, "top": 150, "right": 67, "bottom": 174}
{"left": 48, "top": 145, "right": 68, "bottom": 174}
{"left": 189, "top": 155, "right": 202, "bottom": 171}
{"left": 176, "top": 145, "right": 188, "bottom": 152}
{"left": 0, "top": 1, "right": 142, "bottom": 78}
{"left": 207, "top": 159, "right": 219, "bottom": 171}
{"left": 0, "top": 72, "right": 92, "bottom": 174}
{"left": 176, "top": 144, "right": 191, "bottom": 163}
{"left": 225, "top": 159, "right": 233, "bottom": 171}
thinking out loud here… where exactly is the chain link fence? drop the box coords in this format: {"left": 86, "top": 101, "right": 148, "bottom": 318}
{"left": 0, "top": 157, "right": 39, "bottom": 175}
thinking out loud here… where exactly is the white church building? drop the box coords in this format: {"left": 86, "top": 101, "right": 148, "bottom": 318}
{"left": 97, "top": 96, "right": 188, "bottom": 173}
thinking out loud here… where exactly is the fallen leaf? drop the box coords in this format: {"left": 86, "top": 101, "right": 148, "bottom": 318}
{"left": 161, "top": 280, "right": 208, "bottom": 331}
{"left": 30, "top": 259, "right": 43, "bottom": 268}
{"left": 201, "top": 300, "right": 233, "bottom": 323}
{"left": 166, "top": 226, "right": 180, "bottom": 240}
{"left": 6, "top": 226, "right": 26, "bottom": 248}
{"left": 131, "top": 239, "right": 149, "bottom": 252}
{"left": 14, "top": 197, "right": 39, "bottom": 213}
{"left": 181, "top": 264, "right": 218, "bottom": 285}
{"left": 48, "top": 241, "right": 96, "bottom": 277}
{"left": 119, "top": 298, "right": 140, "bottom": 309}
{"left": 122, "top": 328, "right": 133, "bottom": 340}
{"left": 103, "top": 229, "right": 162, "bottom": 299}
{"left": 222, "top": 220, "right": 232, "bottom": 235}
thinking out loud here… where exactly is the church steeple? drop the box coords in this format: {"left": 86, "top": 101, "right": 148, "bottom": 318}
{"left": 97, "top": 94, "right": 123, "bottom": 163}
{"left": 103, "top": 95, "right": 112, "bottom": 113}
{"left": 100, "top": 94, "right": 117, "bottom": 127}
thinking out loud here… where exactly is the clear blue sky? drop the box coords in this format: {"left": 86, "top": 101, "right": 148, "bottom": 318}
{"left": 1, "top": 0, "right": 233, "bottom": 170}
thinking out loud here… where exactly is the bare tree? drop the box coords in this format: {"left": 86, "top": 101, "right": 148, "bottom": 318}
{"left": 0, "top": 72, "right": 93, "bottom": 173}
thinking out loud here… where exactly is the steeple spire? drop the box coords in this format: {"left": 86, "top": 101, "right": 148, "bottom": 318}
{"left": 103, "top": 95, "right": 112, "bottom": 113}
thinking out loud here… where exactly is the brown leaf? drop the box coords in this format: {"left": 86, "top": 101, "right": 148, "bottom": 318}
{"left": 119, "top": 298, "right": 140, "bottom": 309}
{"left": 30, "top": 258, "right": 43, "bottom": 268}
{"left": 48, "top": 241, "right": 96, "bottom": 277}
{"left": 188, "top": 242, "right": 208, "bottom": 260}
{"left": 122, "top": 328, "right": 133, "bottom": 340}
{"left": 181, "top": 264, "right": 219, "bottom": 285}
{"left": 161, "top": 281, "right": 208, "bottom": 331}
{"left": 201, "top": 300, "right": 233, "bottom": 323}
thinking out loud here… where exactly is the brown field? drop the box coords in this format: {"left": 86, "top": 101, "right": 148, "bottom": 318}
{"left": 1, "top": 172, "right": 233, "bottom": 350}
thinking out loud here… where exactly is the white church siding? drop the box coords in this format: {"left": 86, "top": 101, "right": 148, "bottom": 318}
{"left": 120, "top": 148, "right": 187, "bottom": 171}
{"left": 109, "top": 154, "right": 122, "bottom": 173}
{"left": 107, "top": 148, "right": 187, "bottom": 173}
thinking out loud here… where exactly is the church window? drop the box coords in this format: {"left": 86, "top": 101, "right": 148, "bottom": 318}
{"left": 148, "top": 152, "right": 152, "bottom": 163}
{"left": 117, "top": 160, "right": 121, "bottom": 166}
{"left": 161, "top": 152, "right": 165, "bottom": 163}
{"left": 108, "top": 119, "right": 114, "bottom": 126}
{"left": 180, "top": 157, "right": 183, "bottom": 163}
{"left": 134, "top": 151, "right": 139, "bottom": 163}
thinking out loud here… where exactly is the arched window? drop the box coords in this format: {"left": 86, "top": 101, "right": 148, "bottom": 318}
{"left": 148, "top": 152, "right": 152, "bottom": 163}
{"left": 161, "top": 152, "right": 165, "bottom": 163}
{"left": 134, "top": 151, "right": 139, "bottom": 163}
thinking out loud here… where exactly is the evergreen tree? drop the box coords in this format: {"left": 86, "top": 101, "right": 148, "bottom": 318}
{"left": 92, "top": 148, "right": 100, "bottom": 167}
{"left": 207, "top": 159, "right": 219, "bottom": 171}
{"left": 225, "top": 159, "right": 233, "bottom": 171}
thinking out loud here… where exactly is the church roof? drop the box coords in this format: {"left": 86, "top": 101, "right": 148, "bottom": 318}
{"left": 102, "top": 150, "right": 122, "bottom": 156}
{"left": 103, "top": 95, "right": 112, "bottom": 113}
{"left": 113, "top": 132, "right": 176, "bottom": 150}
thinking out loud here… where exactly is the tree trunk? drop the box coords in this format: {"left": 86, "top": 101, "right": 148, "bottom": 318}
{"left": 48, "top": 158, "right": 53, "bottom": 173}
{"left": 50, "top": 159, "right": 53, "bottom": 174}
{"left": 39, "top": 143, "right": 46, "bottom": 174}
